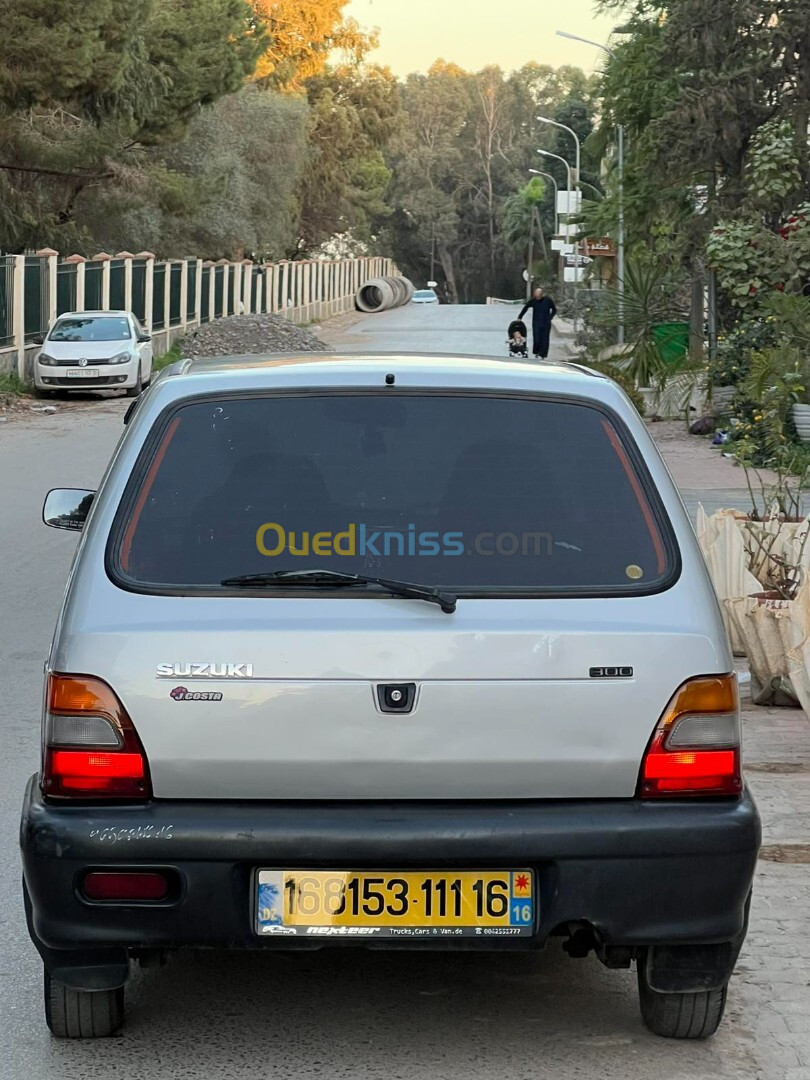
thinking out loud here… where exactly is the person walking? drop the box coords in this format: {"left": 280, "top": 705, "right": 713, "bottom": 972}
{"left": 518, "top": 287, "right": 557, "bottom": 359}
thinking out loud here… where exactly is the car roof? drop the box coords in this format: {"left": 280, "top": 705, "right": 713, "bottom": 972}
{"left": 151, "top": 352, "right": 618, "bottom": 402}
{"left": 54, "top": 310, "right": 133, "bottom": 319}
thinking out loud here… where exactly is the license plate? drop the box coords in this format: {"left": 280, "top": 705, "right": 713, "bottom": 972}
{"left": 255, "top": 869, "right": 535, "bottom": 938}
{"left": 66, "top": 368, "right": 99, "bottom": 378}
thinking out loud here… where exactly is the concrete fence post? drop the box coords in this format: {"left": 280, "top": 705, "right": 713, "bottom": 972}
{"left": 115, "top": 252, "right": 135, "bottom": 314}
{"left": 64, "top": 254, "right": 87, "bottom": 312}
{"left": 36, "top": 249, "right": 59, "bottom": 328}
{"left": 137, "top": 254, "right": 156, "bottom": 332}
{"left": 265, "top": 266, "right": 274, "bottom": 313}
{"left": 194, "top": 259, "right": 203, "bottom": 326}
{"left": 179, "top": 259, "right": 190, "bottom": 329}
{"left": 202, "top": 262, "right": 215, "bottom": 323}
{"left": 279, "top": 262, "right": 289, "bottom": 311}
{"left": 163, "top": 261, "right": 172, "bottom": 330}
{"left": 242, "top": 260, "right": 253, "bottom": 315}
{"left": 92, "top": 253, "right": 112, "bottom": 310}
{"left": 220, "top": 262, "right": 229, "bottom": 316}
{"left": 12, "top": 255, "right": 25, "bottom": 379}
{"left": 232, "top": 261, "right": 242, "bottom": 315}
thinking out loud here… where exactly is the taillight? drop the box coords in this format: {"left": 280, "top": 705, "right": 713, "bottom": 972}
{"left": 42, "top": 674, "right": 151, "bottom": 799}
{"left": 639, "top": 675, "right": 742, "bottom": 797}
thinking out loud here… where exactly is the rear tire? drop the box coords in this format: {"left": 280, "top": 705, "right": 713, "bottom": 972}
{"left": 44, "top": 969, "right": 125, "bottom": 1038}
{"left": 637, "top": 960, "right": 727, "bottom": 1039}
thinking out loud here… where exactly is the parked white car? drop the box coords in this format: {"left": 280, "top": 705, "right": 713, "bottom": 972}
{"left": 411, "top": 289, "right": 439, "bottom": 304}
{"left": 23, "top": 354, "right": 759, "bottom": 1040}
{"left": 33, "top": 311, "right": 153, "bottom": 398}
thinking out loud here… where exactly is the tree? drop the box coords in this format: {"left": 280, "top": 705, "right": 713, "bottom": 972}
{"left": 0, "top": 0, "right": 263, "bottom": 251}
{"left": 502, "top": 177, "right": 548, "bottom": 289}
{"left": 251, "top": 0, "right": 376, "bottom": 88}
{"left": 85, "top": 85, "right": 310, "bottom": 259}
{"left": 297, "top": 64, "right": 400, "bottom": 253}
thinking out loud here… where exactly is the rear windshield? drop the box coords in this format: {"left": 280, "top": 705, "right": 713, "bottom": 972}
{"left": 112, "top": 393, "right": 676, "bottom": 595}
{"left": 414, "top": 291, "right": 435, "bottom": 298}
{"left": 50, "top": 317, "right": 131, "bottom": 342}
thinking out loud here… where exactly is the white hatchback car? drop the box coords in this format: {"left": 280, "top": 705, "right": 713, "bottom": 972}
{"left": 22, "top": 354, "right": 760, "bottom": 1040}
{"left": 34, "top": 310, "right": 153, "bottom": 398}
{"left": 411, "top": 289, "right": 439, "bottom": 304}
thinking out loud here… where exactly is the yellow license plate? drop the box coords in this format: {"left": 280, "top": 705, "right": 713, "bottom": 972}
{"left": 255, "top": 869, "right": 535, "bottom": 938}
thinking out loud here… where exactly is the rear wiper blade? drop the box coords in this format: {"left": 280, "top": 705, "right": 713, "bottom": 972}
{"left": 221, "top": 568, "right": 458, "bottom": 614}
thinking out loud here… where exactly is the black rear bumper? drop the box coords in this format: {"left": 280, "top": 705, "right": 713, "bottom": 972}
{"left": 21, "top": 776, "right": 760, "bottom": 965}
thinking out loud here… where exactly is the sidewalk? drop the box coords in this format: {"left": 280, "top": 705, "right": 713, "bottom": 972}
{"left": 656, "top": 423, "right": 810, "bottom": 1073}
{"left": 648, "top": 420, "right": 774, "bottom": 523}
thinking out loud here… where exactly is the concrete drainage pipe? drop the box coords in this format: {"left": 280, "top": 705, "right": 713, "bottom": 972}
{"left": 355, "top": 276, "right": 415, "bottom": 313}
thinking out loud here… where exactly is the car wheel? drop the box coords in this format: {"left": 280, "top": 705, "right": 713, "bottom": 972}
{"left": 125, "top": 373, "right": 143, "bottom": 399}
{"left": 44, "top": 968, "right": 125, "bottom": 1038}
{"left": 32, "top": 388, "right": 54, "bottom": 399}
{"left": 637, "top": 960, "right": 727, "bottom": 1039}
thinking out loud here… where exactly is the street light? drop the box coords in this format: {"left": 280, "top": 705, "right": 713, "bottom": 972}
{"left": 536, "top": 116, "right": 580, "bottom": 186}
{"left": 528, "top": 169, "right": 559, "bottom": 233}
{"left": 538, "top": 148, "right": 581, "bottom": 333}
{"left": 556, "top": 30, "right": 625, "bottom": 345}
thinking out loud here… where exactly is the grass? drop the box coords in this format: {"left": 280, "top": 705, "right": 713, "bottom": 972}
{"left": 153, "top": 343, "right": 182, "bottom": 372}
{"left": 0, "top": 371, "right": 27, "bottom": 396}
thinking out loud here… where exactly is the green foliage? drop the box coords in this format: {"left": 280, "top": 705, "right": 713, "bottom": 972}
{"left": 589, "top": 255, "right": 691, "bottom": 389}
{"left": 298, "top": 64, "right": 399, "bottom": 252}
{"left": 501, "top": 178, "right": 546, "bottom": 256}
{"left": 0, "top": 0, "right": 263, "bottom": 252}
{"left": 709, "top": 315, "right": 780, "bottom": 387}
{"left": 585, "top": 360, "right": 646, "bottom": 415}
{"left": 86, "top": 85, "right": 309, "bottom": 259}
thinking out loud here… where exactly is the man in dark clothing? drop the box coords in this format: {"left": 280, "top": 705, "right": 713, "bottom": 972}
{"left": 518, "top": 287, "right": 557, "bottom": 359}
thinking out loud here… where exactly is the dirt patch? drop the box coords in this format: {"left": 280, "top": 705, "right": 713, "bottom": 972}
{"left": 759, "top": 844, "right": 810, "bottom": 864}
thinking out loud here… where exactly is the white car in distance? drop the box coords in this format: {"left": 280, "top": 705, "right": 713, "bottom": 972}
{"left": 411, "top": 289, "right": 439, "bottom": 305}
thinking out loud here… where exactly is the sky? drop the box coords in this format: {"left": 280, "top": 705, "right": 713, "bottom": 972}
{"left": 344, "top": 0, "right": 620, "bottom": 77}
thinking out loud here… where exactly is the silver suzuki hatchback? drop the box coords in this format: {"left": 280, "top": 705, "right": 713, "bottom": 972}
{"left": 21, "top": 354, "right": 760, "bottom": 1039}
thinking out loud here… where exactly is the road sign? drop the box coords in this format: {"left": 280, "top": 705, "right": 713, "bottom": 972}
{"left": 583, "top": 238, "right": 616, "bottom": 257}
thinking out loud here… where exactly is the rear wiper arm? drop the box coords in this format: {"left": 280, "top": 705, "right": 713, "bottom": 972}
{"left": 221, "top": 568, "right": 458, "bottom": 614}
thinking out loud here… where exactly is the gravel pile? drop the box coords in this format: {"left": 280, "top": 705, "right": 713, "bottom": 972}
{"left": 180, "top": 315, "right": 329, "bottom": 359}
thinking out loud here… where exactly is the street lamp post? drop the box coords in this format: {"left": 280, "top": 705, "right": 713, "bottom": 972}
{"left": 528, "top": 168, "right": 559, "bottom": 233}
{"left": 536, "top": 116, "right": 581, "bottom": 187}
{"left": 537, "top": 147, "right": 580, "bottom": 333}
{"left": 556, "top": 30, "right": 625, "bottom": 346}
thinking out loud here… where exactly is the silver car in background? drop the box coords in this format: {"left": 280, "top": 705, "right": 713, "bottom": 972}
{"left": 33, "top": 310, "right": 153, "bottom": 398}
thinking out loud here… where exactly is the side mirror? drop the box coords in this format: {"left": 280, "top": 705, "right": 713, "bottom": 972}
{"left": 31, "top": 335, "right": 45, "bottom": 346}
{"left": 138, "top": 334, "right": 152, "bottom": 343}
{"left": 43, "top": 489, "right": 96, "bottom": 531}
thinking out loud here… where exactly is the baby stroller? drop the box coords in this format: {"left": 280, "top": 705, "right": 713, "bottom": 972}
{"left": 507, "top": 319, "right": 528, "bottom": 358}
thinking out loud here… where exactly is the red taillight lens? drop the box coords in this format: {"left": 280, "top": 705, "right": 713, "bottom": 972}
{"left": 83, "top": 871, "right": 169, "bottom": 902}
{"left": 639, "top": 675, "right": 742, "bottom": 798}
{"left": 42, "top": 674, "right": 151, "bottom": 800}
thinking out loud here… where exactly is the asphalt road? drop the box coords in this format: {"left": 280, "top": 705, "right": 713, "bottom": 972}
{"left": 0, "top": 304, "right": 799, "bottom": 1078}
{"left": 317, "top": 299, "right": 571, "bottom": 359}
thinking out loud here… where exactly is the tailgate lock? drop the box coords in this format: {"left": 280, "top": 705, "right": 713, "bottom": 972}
{"left": 377, "top": 684, "right": 416, "bottom": 713}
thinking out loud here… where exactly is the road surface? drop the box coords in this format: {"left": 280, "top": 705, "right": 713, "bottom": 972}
{"left": 316, "top": 300, "right": 571, "bottom": 359}
{"left": 0, "top": 304, "right": 807, "bottom": 1079}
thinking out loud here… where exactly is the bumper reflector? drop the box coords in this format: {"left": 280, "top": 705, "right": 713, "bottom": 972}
{"left": 83, "top": 871, "right": 169, "bottom": 902}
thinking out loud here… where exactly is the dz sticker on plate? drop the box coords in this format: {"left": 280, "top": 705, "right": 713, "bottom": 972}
{"left": 256, "top": 869, "right": 535, "bottom": 938}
